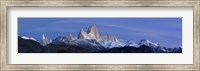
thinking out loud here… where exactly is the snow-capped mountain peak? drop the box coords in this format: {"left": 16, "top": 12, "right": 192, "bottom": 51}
{"left": 87, "top": 25, "right": 100, "bottom": 39}
{"left": 19, "top": 24, "right": 182, "bottom": 53}
{"left": 138, "top": 39, "right": 178, "bottom": 53}
{"left": 66, "top": 34, "right": 76, "bottom": 41}
{"left": 125, "top": 40, "right": 139, "bottom": 47}
{"left": 40, "top": 34, "right": 52, "bottom": 46}
{"left": 139, "top": 39, "right": 160, "bottom": 48}
{"left": 78, "top": 28, "right": 96, "bottom": 40}
{"left": 99, "top": 40, "right": 126, "bottom": 48}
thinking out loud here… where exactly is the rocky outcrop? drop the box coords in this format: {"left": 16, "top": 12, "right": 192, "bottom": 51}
{"left": 78, "top": 28, "right": 91, "bottom": 39}
{"left": 100, "top": 34, "right": 118, "bottom": 42}
{"left": 87, "top": 25, "right": 100, "bottom": 39}
{"left": 66, "top": 34, "right": 75, "bottom": 41}
{"left": 78, "top": 25, "right": 100, "bottom": 40}
{"left": 40, "top": 34, "right": 52, "bottom": 46}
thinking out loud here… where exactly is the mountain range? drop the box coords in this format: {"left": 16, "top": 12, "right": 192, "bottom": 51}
{"left": 18, "top": 25, "right": 182, "bottom": 53}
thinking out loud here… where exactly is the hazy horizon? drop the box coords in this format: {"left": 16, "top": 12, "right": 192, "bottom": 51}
{"left": 18, "top": 18, "right": 182, "bottom": 48}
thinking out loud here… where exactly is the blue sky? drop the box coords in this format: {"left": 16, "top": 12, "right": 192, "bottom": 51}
{"left": 18, "top": 18, "right": 182, "bottom": 48}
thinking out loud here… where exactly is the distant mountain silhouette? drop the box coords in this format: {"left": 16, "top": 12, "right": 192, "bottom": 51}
{"left": 18, "top": 36, "right": 44, "bottom": 53}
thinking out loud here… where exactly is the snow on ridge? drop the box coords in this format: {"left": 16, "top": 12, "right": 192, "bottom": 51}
{"left": 21, "top": 36, "right": 37, "bottom": 41}
{"left": 139, "top": 39, "right": 160, "bottom": 48}
{"left": 125, "top": 40, "right": 139, "bottom": 48}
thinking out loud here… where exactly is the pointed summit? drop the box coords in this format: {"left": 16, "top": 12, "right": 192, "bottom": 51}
{"left": 100, "top": 34, "right": 118, "bottom": 42}
{"left": 42, "top": 34, "right": 45, "bottom": 40}
{"left": 87, "top": 24, "right": 100, "bottom": 39}
{"left": 77, "top": 25, "right": 101, "bottom": 40}
{"left": 40, "top": 34, "right": 52, "bottom": 46}
{"left": 66, "top": 34, "right": 75, "bottom": 41}
{"left": 78, "top": 28, "right": 87, "bottom": 39}
{"left": 139, "top": 40, "right": 160, "bottom": 48}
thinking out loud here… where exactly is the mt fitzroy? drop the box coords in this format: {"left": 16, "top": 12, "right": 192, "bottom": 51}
{"left": 78, "top": 25, "right": 100, "bottom": 40}
{"left": 50, "top": 25, "right": 122, "bottom": 48}
{"left": 77, "top": 25, "right": 122, "bottom": 48}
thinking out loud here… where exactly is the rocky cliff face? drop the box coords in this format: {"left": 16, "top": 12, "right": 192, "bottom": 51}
{"left": 87, "top": 25, "right": 100, "bottom": 39}
{"left": 77, "top": 25, "right": 118, "bottom": 42}
{"left": 52, "top": 34, "right": 76, "bottom": 45}
{"left": 78, "top": 28, "right": 88, "bottom": 39}
{"left": 78, "top": 25, "right": 101, "bottom": 40}
{"left": 66, "top": 34, "right": 76, "bottom": 41}
{"left": 100, "top": 34, "right": 118, "bottom": 42}
{"left": 76, "top": 25, "right": 122, "bottom": 48}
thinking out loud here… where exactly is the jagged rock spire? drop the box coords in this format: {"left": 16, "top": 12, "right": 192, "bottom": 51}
{"left": 40, "top": 34, "right": 52, "bottom": 46}
{"left": 78, "top": 28, "right": 87, "bottom": 39}
{"left": 100, "top": 33, "right": 118, "bottom": 42}
{"left": 66, "top": 34, "right": 75, "bottom": 41}
{"left": 77, "top": 25, "right": 101, "bottom": 40}
{"left": 77, "top": 25, "right": 118, "bottom": 42}
{"left": 42, "top": 34, "right": 45, "bottom": 41}
{"left": 87, "top": 24, "right": 100, "bottom": 39}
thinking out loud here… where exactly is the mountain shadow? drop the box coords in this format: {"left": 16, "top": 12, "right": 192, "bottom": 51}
{"left": 94, "top": 45, "right": 154, "bottom": 53}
